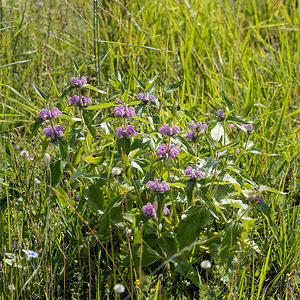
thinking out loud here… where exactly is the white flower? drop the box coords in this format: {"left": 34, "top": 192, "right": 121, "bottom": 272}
{"left": 113, "top": 283, "right": 125, "bottom": 293}
{"left": 20, "top": 150, "right": 29, "bottom": 158}
{"left": 34, "top": 178, "right": 41, "bottom": 185}
{"left": 8, "top": 284, "right": 15, "bottom": 291}
{"left": 43, "top": 152, "right": 51, "bottom": 165}
{"left": 111, "top": 167, "right": 121, "bottom": 176}
{"left": 200, "top": 260, "right": 211, "bottom": 269}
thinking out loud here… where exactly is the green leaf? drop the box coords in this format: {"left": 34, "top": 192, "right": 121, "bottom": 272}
{"left": 186, "top": 179, "right": 195, "bottom": 206}
{"left": 85, "top": 102, "right": 117, "bottom": 110}
{"left": 176, "top": 206, "right": 211, "bottom": 249}
{"left": 57, "top": 86, "right": 75, "bottom": 104}
{"left": 133, "top": 74, "right": 146, "bottom": 90}
{"left": 117, "top": 137, "right": 131, "bottom": 156}
{"left": 84, "top": 184, "right": 104, "bottom": 212}
{"left": 82, "top": 109, "right": 97, "bottom": 138}
{"left": 33, "top": 84, "right": 46, "bottom": 99}
{"left": 50, "top": 160, "right": 62, "bottom": 187}
{"left": 29, "top": 118, "right": 44, "bottom": 140}
{"left": 164, "top": 79, "right": 185, "bottom": 93}
{"left": 257, "top": 202, "right": 272, "bottom": 225}
{"left": 211, "top": 122, "right": 229, "bottom": 144}
{"left": 221, "top": 91, "right": 233, "bottom": 111}
{"left": 82, "top": 84, "right": 106, "bottom": 94}
{"left": 242, "top": 101, "right": 253, "bottom": 118}
{"left": 83, "top": 154, "right": 104, "bottom": 165}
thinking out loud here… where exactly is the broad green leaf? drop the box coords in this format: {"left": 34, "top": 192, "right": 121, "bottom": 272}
{"left": 84, "top": 184, "right": 104, "bottom": 212}
{"left": 164, "top": 79, "right": 185, "bottom": 93}
{"left": 82, "top": 84, "right": 106, "bottom": 94}
{"left": 176, "top": 206, "right": 211, "bottom": 249}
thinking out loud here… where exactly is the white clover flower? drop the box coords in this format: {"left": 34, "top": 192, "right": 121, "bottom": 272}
{"left": 8, "top": 284, "right": 15, "bottom": 291}
{"left": 113, "top": 283, "right": 125, "bottom": 293}
{"left": 111, "top": 167, "right": 121, "bottom": 176}
{"left": 200, "top": 260, "right": 211, "bottom": 269}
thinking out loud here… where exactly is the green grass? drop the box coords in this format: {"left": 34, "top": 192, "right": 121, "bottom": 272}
{"left": 0, "top": 0, "right": 299, "bottom": 299}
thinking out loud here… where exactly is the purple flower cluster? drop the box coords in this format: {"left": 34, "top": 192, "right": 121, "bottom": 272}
{"left": 158, "top": 124, "right": 180, "bottom": 136}
{"left": 70, "top": 76, "right": 87, "bottom": 87}
{"left": 243, "top": 124, "right": 253, "bottom": 132}
{"left": 38, "top": 107, "right": 62, "bottom": 121}
{"left": 184, "top": 166, "right": 204, "bottom": 179}
{"left": 147, "top": 177, "right": 170, "bottom": 192}
{"left": 249, "top": 196, "right": 264, "bottom": 203}
{"left": 115, "top": 125, "right": 137, "bottom": 139}
{"left": 43, "top": 125, "right": 64, "bottom": 140}
{"left": 156, "top": 143, "right": 180, "bottom": 160}
{"left": 137, "top": 93, "right": 156, "bottom": 103}
{"left": 114, "top": 104, "right": 136, "bottom": 118}
{"left": 68, "top": 95, "right": 91, "bottom": 106}
{"left": 217, "top": 109, "right": 225, "bottom": 119}
{"left": 141, "top": 202, "right": 169, "bottom": 220}
{"left": 186, "top": 121, "right": 208, "bottom": 141}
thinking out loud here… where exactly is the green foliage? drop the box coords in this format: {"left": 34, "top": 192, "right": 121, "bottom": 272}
{"left": 0, "top": 0, "right": 299, "bottom": 299}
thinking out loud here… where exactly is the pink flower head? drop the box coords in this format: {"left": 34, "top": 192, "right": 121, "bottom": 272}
{"left": 141, "top": 202, "right": 169, "bottom": 220}
{"left": 70, "top": 76, "right": 87, "bottom": 87}
{"left": 249, "top": 196, "right": 264, "bottom": 203}
{"left": 43, "top": 125, "right": 64, "bottom": 140}
{"left": 136, "top": 93, "right": 156, "bottom": 103}
{"left": 186, "top": 121, "right": 207, "bottom": 141}
{"left": 229, "top": 123, "right": 235, "bottom": 129}
{"left": 184, "top": 166, "right": 204, "bottom": 179}
{"left": 158, "top": 124, "right": 180, "bottom": 136}
{"left": 147, "top": 178, "right": 170, "bottom": 192}
{"left": 68, "top": 95, "right": 91, "bottom": 106}
{"left": 217, "top": 110, "right": 225, "bottom": 119}
{"left": 115, "top": 125, "right": 137, "bottom": 139}
{"left": 114, "top": 104, "right": 136, "bottom": 118}
{"left": 38, "top": 107, "right": 62, "bottom": 121}
{"left": 156, "top": 143, "right": 180, "bottom": 161}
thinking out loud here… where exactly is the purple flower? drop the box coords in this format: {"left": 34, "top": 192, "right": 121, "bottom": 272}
{"left": 257, "top": 196, "right": 264, "bottom": 203}
{"left": 236, "top": 148, "right": 240, "bottom": 154}
{"left": 247, "top": 124, "right": 253, "bottom": 132}
{"left": 141, "top": 202, "right": 156, "bottom": 219}
{"left": 115, "top": 98, "right": 122, "bottom": 104}
{"left": 70, "top": 76, "right": 87, "bottom": 87}
{"left": 137, "top": 93, "right": 156, "bottom": 103}
{"left": 43, "top": 125, "right": 64, "bottom": 140}
{"left": 242, "top": 123, "right": 254, "bottom": 133}
{"left": 186, "top": 121, "right": 207, "bottom": 141}
{"left": 22, "top": 249, "right": 38, "bottom": 259}
{"left": 217, "top": 110, "right": 225, "bottom": 119}
{"left": 115, "top": 125, "right": 137, "bottom": 139}
{"left": 68, "top": 95, "right": 91, "bottom": 106}
{"left": 249, "top": 196, "right": 264, "bottom": 203}
{"left": 184, "top": 166, "right": 204, "bottom": 179}
{"left": 141, "top": 202, "right": 169, "bottom": 220}
{"left": 38, "top": 107, "right": 62, "bottom": 121}
{"left": 186, "top": 131, "right": 195, "bottom": 141}
{"left": 147, "top": 178, "right": 170, "bottom": 192}
{"left": 114, "top": 104, "right": 136, "bottom": 118}
{"left": 163, "top": 205, "right": 170, "bottom": 215}
{"left": 158, "top": 124, "right": 180, "bottom": 136}
{"left": 229, "top": 123, "right": 235, "bottom": 129}
{"left": 156, "top": 143, "right": 180, "bottom": 161}
{"left": 237, "top": 116, "right": 241, "bottom": 119}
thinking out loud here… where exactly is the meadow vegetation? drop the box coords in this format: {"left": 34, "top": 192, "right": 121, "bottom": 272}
{"left": 0, "top": 0, "right": 299, "bottom": 299}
